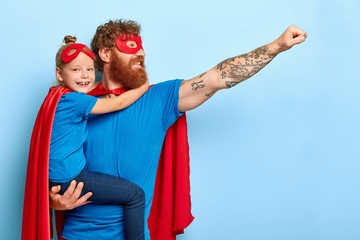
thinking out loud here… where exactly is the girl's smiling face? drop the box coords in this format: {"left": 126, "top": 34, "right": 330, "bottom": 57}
{"left": 56, "top": 52, "right": 95, "bottom": 93}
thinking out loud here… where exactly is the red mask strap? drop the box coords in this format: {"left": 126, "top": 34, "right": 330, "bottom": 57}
{"left": 61, "top": 44, "right": 95, "bottom": 63}
{"left": 116, "top": 34, "right": 143, "bottom": 54}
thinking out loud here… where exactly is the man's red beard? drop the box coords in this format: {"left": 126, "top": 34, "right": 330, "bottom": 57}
{"left": 109, "top": 51, "right": 148, "bottom": 89}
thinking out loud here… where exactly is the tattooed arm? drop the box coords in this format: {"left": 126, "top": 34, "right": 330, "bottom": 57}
{"left": 178, "top": 25, "right": 307, "bottom": 112}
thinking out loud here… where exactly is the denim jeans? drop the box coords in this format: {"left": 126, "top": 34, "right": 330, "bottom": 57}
{"left": 49, "top": 169, "right": 145, "bottom": 240}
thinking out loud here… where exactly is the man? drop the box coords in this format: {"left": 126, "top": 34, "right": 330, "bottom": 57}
{"left": 49, "top": 20, "right": 307, "bottom": 239}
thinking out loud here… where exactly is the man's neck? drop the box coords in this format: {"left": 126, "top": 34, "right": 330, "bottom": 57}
{"left": 101, "top": 70, "right": 125, "bottom": 89}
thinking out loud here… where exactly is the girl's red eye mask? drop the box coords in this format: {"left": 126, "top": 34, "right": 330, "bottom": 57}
{"left": 61, "top": 44, "right": 95, "bottom": 63}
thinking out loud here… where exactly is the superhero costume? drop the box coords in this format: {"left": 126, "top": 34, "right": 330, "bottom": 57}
{"left": 22, "top": 82, "right": 194, "bottom": 240}
{"left": 61, "top": 80, "right": 189, "bottom": 239}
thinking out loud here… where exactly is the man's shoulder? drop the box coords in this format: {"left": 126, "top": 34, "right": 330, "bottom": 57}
{"left": 149, "top": 79, "right": 183, "bottom": 91}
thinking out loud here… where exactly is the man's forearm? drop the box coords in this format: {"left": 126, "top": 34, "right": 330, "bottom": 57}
{"left": 215, "top": 42, "right": 280, "bottom": 89}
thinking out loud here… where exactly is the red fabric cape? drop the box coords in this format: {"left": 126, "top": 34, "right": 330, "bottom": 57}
{"left": 22, "top": 85, "right": 194, "bottom": 240}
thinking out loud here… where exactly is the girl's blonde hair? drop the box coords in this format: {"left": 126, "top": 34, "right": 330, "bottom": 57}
{"left": 54, "top": 36, "right": 77, "bottom": 86}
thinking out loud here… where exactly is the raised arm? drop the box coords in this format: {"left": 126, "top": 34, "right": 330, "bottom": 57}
{"left": 90, "top": 79, "right": 149, "bottom": 114}
{"left": 178, "top": 25, "right": 307, "bottom": 112}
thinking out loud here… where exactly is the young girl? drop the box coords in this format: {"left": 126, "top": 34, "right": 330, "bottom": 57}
{"left": 48, "top": 36, "right": 147, "bottom": 240}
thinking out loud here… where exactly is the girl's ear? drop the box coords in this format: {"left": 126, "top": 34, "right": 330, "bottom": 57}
{"left": 56, "top": 67, "right": 64, "bottom": 82}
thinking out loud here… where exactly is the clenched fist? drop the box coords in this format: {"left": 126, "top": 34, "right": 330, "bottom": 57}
{"left": 271, "top": 25, "right": 307, "bottom": 54}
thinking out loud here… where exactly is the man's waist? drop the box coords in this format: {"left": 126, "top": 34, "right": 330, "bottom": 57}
{"left": 65, "top": 203, "right": 125, "bottom": 221}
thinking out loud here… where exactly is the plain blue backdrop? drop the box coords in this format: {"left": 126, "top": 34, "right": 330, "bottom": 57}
{"left": 1, "top": 0, "right": 359, "bottom": 239}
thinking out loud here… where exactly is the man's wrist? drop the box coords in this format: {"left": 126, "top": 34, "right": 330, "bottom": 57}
{"left": 267, "top": 41, "right": 282, "bottom": 55}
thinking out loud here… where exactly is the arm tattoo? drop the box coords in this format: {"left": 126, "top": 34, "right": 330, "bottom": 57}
{"left": 191, "top": 80, "right": 205, "bottom": 91}
{"left": 216, "top": 46, "right": 277, "bottom": 88}
{"left": 199, "top": 72, "right": 207, "bottom": 78}
{"left": 205, "top": 90, "right": 215, "bottom": 98}
{"left": 225, "top": 81, "right": 239, "bottom": 88}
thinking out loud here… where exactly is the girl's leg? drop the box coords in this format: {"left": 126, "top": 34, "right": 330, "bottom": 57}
{"left": 75, "top": 169, "right": 145, "bottom": 240}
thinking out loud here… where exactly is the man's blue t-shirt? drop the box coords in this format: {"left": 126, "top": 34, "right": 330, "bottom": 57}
{"left": 61, "top": 79, "right": 183, "bottom": 240}
{"left": 49, "top": 92, "right": 97, "bottom": 183}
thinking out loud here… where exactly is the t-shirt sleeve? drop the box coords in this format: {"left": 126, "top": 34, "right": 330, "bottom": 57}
{"left": 150, "top": 79, "right": 184, "bottom": 130}
{"left": 58, "top": 92, "right": 98, "bottom": 123}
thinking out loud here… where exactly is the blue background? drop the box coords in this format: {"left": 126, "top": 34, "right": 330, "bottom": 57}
{"left": 1, "top": 0, "right": 360, "bottom": 239}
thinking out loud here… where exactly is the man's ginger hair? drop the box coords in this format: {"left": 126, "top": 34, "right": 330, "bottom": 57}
{"left": 91, "top": 19, "right": 141, "bottom": 72}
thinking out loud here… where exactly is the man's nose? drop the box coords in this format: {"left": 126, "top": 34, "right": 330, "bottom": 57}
{"left": 135, "top": 48, "right": 145, "bottom": 57}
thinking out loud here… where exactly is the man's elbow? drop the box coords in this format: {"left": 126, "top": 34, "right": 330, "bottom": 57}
{"left": 207, "top": 68, "right": 226, "bottom": 91}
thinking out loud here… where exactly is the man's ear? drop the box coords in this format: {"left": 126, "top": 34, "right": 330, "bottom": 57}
{"left": 99, "top": 48, "right": 111, "bottom": 63}
{"left": 56, "top": 67, "right": 64, "bottom": 82}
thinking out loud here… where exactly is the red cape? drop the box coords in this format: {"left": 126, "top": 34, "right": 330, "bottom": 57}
{"left": 22, "top": 85, "right": 194, "bottom": 240}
